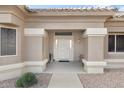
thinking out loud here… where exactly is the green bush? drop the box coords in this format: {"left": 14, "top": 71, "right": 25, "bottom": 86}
{"left": 16, "top": 72, "right": 38, "bottom": 88}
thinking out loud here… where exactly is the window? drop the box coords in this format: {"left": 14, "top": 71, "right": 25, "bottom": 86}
{"left": 116, "top": 35, "right": 124, "bottom": 52}
{"left": 108, "top": 35, "right": 115, "bottom": 52}
{"left": 55, "top": 32, "right": 72, "bottom": 36}
{"left": 0, "top": 27, "right": 16, "bottom": 56}
{"left": 108, "top": 34, "right": 124, "bottom": 52}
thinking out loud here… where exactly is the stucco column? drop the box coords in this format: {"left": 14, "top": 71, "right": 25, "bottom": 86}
{"left": 82, "top": 28, "right": 107, "bottom": 73}
{"left": 24, "top": 28, "right": 48, "bottom": 73}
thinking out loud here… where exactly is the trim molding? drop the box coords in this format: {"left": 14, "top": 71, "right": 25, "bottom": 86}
{"left": 0, "top": 59, "right": 48, "bottom": 81}
{"left": 0, "top": 12, "right": 24, "bottom": 22}
{"left": 83, "top": 28, "right": 107, "bottom": 38}
{"left": 24, "top": 28, "right": 46, "bottom": 37}
{"left": 86, "top": 28, "right": 107, "bottom": 35}
{"left": 83, "top": 34, "right": 107, "bottom": 38}
{"left": 105, "top": 59, "right": 124, "bottom": 68}
{"left": 0, "top": 63, "right": 24, "bottom": 72}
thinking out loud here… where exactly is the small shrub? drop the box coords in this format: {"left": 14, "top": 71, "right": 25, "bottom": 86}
{"left": 16, "top": 72, "right": 38, "bottom": 88}
{"left": 16, "top": 78, "right": 23, "bottom": 87}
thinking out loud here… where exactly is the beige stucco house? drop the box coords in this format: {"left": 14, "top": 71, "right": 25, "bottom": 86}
{"left": 0, "top": 5, "right": 124, "bottom": 80}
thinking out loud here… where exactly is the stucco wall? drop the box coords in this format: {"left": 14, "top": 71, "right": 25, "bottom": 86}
{"left": 0, "top": 6, "right": 25, "bottom": 21}
{"left": 73, "top": 31, "right": 84, "bottom": 61}
{"left": 24, "top": 36, "right": 43, "bottom": 61}
{"left": 48, "top": 30, "right": 83, "bottom": 61}
{"left": 0, "top": 23, "right": 24, "bottom": 66}
{"left": 24, "top": 30, "right": 84, "bottom": 61}
{"left": 25, "top": 22, "right": 104, "bottom": 30}
{"left": 1, "top": 5, "right": 124, "bottom": 64}
{"left": 105, "top": 21, "right": 124, "bottom": 59}
{"left": 25, "top": 15, "right": 107, "bottom": 61}
{"left": 42, "top": 32, "right": 49, "bottom": 60}
{"left": 25, "top": 16, "right": 105, "bottom": 30}
{"left": 83, "top": 38, "right": 88, "bottom": 60}
{"left": 0, "top": 6, "right": 24, "bottom": 66}
{"left": 83, "top": 36, "right": 105, "bottom": 61}
{"left": 88, "top": 36, "right": 104, "bottom": 61}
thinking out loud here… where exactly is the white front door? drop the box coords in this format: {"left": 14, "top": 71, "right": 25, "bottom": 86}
{"left": 54, "top": 36, "right": 74, "bottom": 61}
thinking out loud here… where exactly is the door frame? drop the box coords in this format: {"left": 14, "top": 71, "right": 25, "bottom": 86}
{"left": 53, "top": 35, "right": 74, "bottom": 61}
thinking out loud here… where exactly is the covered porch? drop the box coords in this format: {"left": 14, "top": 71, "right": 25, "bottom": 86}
{"left": 24, "top": 27, "right": 107, "bottom": 73}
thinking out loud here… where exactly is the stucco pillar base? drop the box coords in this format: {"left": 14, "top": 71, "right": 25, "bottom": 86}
{"left": 82, "top": 59, "right": 107, "bottom": 73}
{"left": 24, "top": 59, "right": 48, "bottom": 73}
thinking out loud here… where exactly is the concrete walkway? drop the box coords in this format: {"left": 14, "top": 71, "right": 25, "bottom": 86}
{"left": 48, "top": 73, "right": 83, "bottom": 88}
{"left": 45, "top": 62, "right": 85, "bottom": 73}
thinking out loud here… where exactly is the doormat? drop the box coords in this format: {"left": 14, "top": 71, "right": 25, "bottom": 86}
{"left": 59, "top": 60, "right": 70, "bottom": 62}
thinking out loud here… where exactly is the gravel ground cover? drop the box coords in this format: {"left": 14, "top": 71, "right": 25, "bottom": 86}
{"left": 0, "top": 73, "right": 52, "bottom": 88}
{"left": 78, "top": 69, "right": 124, "bottom": 88}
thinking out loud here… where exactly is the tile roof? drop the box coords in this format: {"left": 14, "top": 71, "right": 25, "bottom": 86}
{"left": 25, "top": 6, "right": 118, "bottom": 13}
{"left": 114, "top": 12, "right": 124, "bottom": 18}
{"left": 25, "top": 6, "right": 124, "bottom": 17}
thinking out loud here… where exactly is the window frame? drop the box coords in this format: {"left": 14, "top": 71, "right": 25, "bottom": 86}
{"left": 0, "top": 26, "right": 18, "bottom": 57}
{"left": 108, "top": 33, "right": 124, "bottom": 54}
